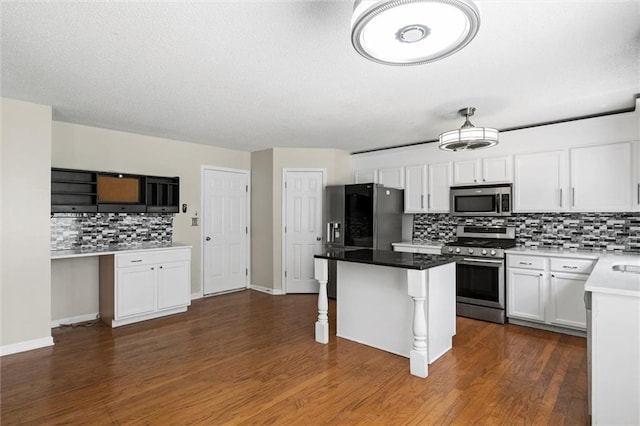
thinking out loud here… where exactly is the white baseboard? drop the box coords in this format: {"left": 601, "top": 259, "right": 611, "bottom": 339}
{"left": 191, "top": 292, "right": 202, "bottom": 300}
{"left": 1, "top": 336, "right": 54, "bottom": 356}
{"left": 51, "top": 313, "right": 100, "bottom": 328}
{"left": 250, "top": 284, "right": 285, "bottom": 295}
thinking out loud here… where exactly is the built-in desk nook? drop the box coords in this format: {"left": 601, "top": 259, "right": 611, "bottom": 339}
{"left": 313, "top": 249, "right": 457, "bottom": 378}
{"left": 51, "top": 244, "right": 191, "bottom": 327}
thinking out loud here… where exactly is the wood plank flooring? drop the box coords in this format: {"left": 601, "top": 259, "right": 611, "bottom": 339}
{"left": 1, "top": 290, "right": 588, "bottom": 425}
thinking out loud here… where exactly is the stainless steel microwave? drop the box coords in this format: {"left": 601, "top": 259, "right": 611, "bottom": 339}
{"left": 450, "top": 184, "right": 512, "bottom": 217}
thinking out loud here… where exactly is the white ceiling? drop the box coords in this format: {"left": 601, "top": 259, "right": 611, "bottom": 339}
{"left": 2, "top": 1, "right": 639, "bottom": 153}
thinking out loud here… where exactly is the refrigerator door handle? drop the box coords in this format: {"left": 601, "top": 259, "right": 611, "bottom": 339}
{"left": 326, "top": 223, "right": 332, "bottom": 243}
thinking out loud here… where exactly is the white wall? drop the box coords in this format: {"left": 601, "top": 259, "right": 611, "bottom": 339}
{"left": 51, "top": 122, "right": 251, "bottom": 320}
{"left": 250, "top": 147, "right": 352, "bottom": 291}
{"left": 352, "top": 107, "right": 640, "bottom": 170}
{"left": 1, "top": 98, "right": 53, "bottom": 354}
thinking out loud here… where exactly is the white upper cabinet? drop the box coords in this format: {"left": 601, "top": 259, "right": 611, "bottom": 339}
{"left": 482, "top": 156, "right": 513, "bottom": 183}
{"left": 428, "top": 162, "right": 453, "bottom": 212}
{"left": 404, "top": 165, "right": 427, "bottom": 213}
{"left": 570, "top": 142, "right": 633, "bottom": 211}
{"left": 514, "top": 150, "right": 566, "bottom": 212}
{"left": 404, "top": 162, "right": 452, "bottom": 213}
{"left": 378, "top": 167, "right": 405, "bottom": 189}
{"left": 353, "top": 169, "right": 378, "bottom": 184}
{"left": 453, "top": 156, "right": 512, "bottom": 185}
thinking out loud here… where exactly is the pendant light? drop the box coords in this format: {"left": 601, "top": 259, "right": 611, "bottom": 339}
{"left": 438, "top": 107, "right": 498, "bottom": 151}
{"left": 351, "top": 0, "right": 480, "bottom": 66}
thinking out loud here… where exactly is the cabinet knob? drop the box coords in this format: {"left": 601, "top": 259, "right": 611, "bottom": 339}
{"left": 205, "top": 236, "right": 211, "bottom": 241}
{"left": 160, "top": 266, "right": 163, "bottom": 269}
{"left": 151, "top": 267, "right": 154, "bottom": 270}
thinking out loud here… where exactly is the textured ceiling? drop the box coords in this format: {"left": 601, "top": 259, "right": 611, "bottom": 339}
{"left": 2, "top": 1, "right": 639, "bottom": 153}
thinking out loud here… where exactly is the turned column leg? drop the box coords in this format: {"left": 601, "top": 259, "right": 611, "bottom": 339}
{"left": 314, "top": 258, "right": 329, "bottom": 344}
{"left": 407, "top": 269, "right": 428, "bottom": 378}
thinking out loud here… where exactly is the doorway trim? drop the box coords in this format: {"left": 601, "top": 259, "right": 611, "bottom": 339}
{"left": 281, "top": 168, "right": 327, "bottom": 295}
{"left": 199, "top": 165, "right": 251, "bottom": 299}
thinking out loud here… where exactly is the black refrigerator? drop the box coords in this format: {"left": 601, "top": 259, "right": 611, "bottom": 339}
{"left": 324, "top": 183, "right": 404, "bottom": 298}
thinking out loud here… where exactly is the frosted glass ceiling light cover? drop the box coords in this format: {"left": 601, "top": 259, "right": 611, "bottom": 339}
{"left": 439, "top": 107, "right": 498, "bottom": 152}
{"left": 351, "top": 0, "right": 480, "bottom": 65}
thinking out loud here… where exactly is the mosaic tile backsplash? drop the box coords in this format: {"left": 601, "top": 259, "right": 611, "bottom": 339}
{"left": 51, "top": 213, "right": 173, "bottom": 250}
{"left": 413, "top": 212, "right": 640, "bottom": 253}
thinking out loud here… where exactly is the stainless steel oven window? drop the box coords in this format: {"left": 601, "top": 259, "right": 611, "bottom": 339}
{"left": 455, "top": 258, "right": 504, "bottom": 309}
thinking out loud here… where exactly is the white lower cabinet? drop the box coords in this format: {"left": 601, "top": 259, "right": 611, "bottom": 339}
{"left": 100, "top": 247, "right": 191, "bottom": 327}
{"left": 507, "top": 268, "right": 545, "bottom": 322}
{"left": 506, "top": 253, "right": 594, "bottom": 332}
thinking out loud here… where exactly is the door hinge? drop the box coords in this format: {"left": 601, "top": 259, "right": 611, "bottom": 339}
{"left": 245, "top": 226, "right": 248, "bottom": 234}
{"left": 284, "top": 270, "right": 287, "bottom": 278}
{"left": 285, "top": 181, "right": 287, "bottom": 189}
{"left": 284, "top": 226, "right": 287, "bottom": 233}
{"left": 246, "top": 268, "right": 248, "bottom": 276}
{"left": 245, "top": 185, "right": 248, "bottom": 192}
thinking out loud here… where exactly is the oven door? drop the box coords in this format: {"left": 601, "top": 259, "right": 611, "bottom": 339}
{"left": 455, "top": 257, "right": 504, "bottom": 309}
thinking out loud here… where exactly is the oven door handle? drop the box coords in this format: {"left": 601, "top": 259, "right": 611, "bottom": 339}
{"left": 460, "top": 258, "right": 504, "bottom": 265}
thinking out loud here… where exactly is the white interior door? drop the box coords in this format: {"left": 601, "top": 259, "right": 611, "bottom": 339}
{"left": 203, "top": 168, "right": 249, "bottom": 295}
{"left": 284, "top": 170, "right": 324, "bottom": 293}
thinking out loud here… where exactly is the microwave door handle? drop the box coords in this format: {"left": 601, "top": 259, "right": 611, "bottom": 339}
{"left": 496, "top": 194, "right": 501, "bottom": 214}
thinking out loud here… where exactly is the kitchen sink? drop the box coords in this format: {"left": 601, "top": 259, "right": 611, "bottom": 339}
{"left": 611, "top": 264, "right": 640, "bottom": 274}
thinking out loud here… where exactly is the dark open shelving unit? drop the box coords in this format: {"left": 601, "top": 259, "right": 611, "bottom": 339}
{"left": 51, "top": 168, "right": 180, "bottom": 214}
{"left": 51, "top": 168, "right": 98, "bottom": 213}
{"left": 146, "top": 176, "right": 180, "bottom": 213}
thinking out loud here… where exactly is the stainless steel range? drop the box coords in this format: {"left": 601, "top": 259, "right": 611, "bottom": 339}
{"left": 442, "top": 225, "right": 516, "bottom": 324}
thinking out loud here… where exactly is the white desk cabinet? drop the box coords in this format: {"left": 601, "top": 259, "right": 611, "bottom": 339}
{"left": 100, "top": 247, "right": 191, "bottom": 327}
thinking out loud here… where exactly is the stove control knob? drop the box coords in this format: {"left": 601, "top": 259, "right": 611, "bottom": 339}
{"left": 448, "top": 247, "right": 454, "bottom": 253}
{"left": 455, "top": 248, "right": 461, "bottom": 254}
{"left": 490, "top": 250, "right": 497, "bottom": 256}
{"left": 481, "top": 249, "right": 488, "bottom": 255}
{"left": 468, "top": 248, "right": 474, "bottom": 254}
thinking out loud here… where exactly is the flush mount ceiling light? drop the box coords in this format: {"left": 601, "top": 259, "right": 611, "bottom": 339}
{"left": 439, "top": 107, "right": 498, "bottom": 151}
{"left": 351, "top": 0, "right": 480, "bottom": 66}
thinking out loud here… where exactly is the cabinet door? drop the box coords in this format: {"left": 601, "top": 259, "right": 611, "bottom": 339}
{"left": 157, "top": 261, "right": 191, "bottom": 310}
{"left": 514, "top": 150, "right": 566, "bottom": 212}
{"left": 404, "top": 165, "right": 427, "bottom": 213}
{"left": 354, "top": 169, "right": 378, "bottom": 184}
{"left": 428, "top": 162, "right": 452, "bottom": 212}
{"left": 378, "top": 167, "right": 404, "bottom": 189}
{"left": 116, "top": 266, "right": 156, "bottom": 318}
{"left": 549, "top": 272, "right": 587, "bottom": 330}
{"left": 570, "top": 142, "right": 633, "bottom": 211}
{"left": 453, "top": 160, "right": 479, "bottom": 185}
{"left": 507, "top": 268, "right": 545, "bottom": 322}
{"left": 633, "top": 141, "right": 640, "bottom": 212}
{"left": 482, "top": 156, "right": 512, "bottom": 183}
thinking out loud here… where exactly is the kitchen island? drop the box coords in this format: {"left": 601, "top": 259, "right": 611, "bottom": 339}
{"left": 314, "top": 249, "right": 456, "bottom": 378}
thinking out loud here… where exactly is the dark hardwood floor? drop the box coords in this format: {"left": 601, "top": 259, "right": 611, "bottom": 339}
{"left": 1, "top": 290, "right": 588, "bottom": 425}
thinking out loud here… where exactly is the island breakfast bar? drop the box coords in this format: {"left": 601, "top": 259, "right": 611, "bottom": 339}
{"left": 314, "top": 249, "right": 456, "bottom": 378}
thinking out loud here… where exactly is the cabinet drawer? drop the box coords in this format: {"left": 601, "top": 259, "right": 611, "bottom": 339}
{"left": 507, "top": 255, "right": 545, "bottom": 270}
{"left": 153, "top": 248, "right": 191, "bottom": 264}
{"left": 117, "top": 252, "right": 154, "bottom": 267}
{"left": 417, "top": 247, "right": 441, "bottom": 255}
{"left": 393, "top": 245, "right": 418, "bottom": 253}
{"left": 549, "top": 258, "right": 594, "bottom": 274}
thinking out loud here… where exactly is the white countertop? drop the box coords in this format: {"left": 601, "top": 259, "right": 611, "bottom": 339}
{"left": 506, "top": 247, "right": 640, "bottom": 297}
{"left": 505, "top": 246, "right": 600, "bottom": 260}
{"left": 51, "top": 243, "right": 192, "bottom": 259}
{"left": 392, "top": 241, "right": 444, "bottom": 248}
{"left": 585, "top": 253, "right": 640, "bottom": 297}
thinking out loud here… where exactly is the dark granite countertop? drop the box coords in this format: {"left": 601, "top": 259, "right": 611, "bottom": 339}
{"left": 314, "top": 248, "right": 456, "bottom": 270}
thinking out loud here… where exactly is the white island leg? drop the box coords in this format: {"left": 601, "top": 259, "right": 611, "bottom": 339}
{"left": 314, "top": 258, "right": 329, "bottom": 344}
{"left": 407, "top": 269, "right": 428, "bottom": 378}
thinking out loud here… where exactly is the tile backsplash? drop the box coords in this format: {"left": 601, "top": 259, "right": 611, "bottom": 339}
{"left": 413, "top": 212, "right": 640, "bottom": 253}
{"left": 51, "top": 213, "right": 173, "bottom": 250}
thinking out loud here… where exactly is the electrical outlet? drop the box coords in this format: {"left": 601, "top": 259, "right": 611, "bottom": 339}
{"left": 191, "top": 217, "right": 198, "bottom": 226}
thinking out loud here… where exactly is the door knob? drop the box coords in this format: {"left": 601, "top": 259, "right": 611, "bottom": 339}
{"left": 205, "top": 236, "right": 211, "bottom": 241}
{"left": 316, "top": 237, "right": 321, "bottom": 241}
